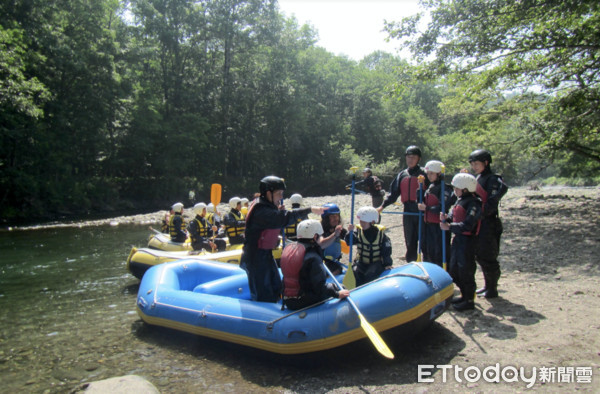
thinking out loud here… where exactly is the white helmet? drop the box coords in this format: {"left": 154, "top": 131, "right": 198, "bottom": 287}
{"left": 172, "top": 202, "right": 184, "bottom": 213}
{"left": 289, "top": 193, "right": 303, "bottom": 205}
{"left": 357, "top": 206, "right": 379, "bottom": 223}
{"left": 424, "top": 160, "right": 444, "bottom": 173}
{"left": 297, "top": 219, "right": 324, "bottom": 239}
{"left": 229, "top": 197, "right": 242, "bottom": 208}
{"left": 451, "top": 173, "right": 477, "bottom": 192}
{"left": 207, "top": 203, "right": 214, "bottom": 211}
{"left": 193, "top": 202, "right": 207, "bottom": 215}
{"left": 241, "top": 197, "right": 249, "bottom": 205}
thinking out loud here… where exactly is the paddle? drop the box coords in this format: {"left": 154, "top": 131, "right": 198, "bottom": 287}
{"left": 322, "top": 262, "right": 394, "bottom": 359}
{"left": 343, "top": 166, "right": 358, "bottom": 289}
{"left": 210, "top": 184, "right": 222, "bottom": 251}
{"left": 440, "top": 165, "right": 447, "bottom": 271}
{"left": 417, "top": 175, "right": 425, "bottom": 262}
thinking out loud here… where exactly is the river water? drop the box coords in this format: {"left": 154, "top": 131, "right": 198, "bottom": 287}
{"left": 0, "top": 223, "right": 404, "bottom": 393}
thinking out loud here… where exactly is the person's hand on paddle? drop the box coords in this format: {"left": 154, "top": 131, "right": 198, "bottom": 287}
{"left": 337, "top": 289, "right": 350, "bottom": 299}
{"left": 376, "top": 205, "right": 384, "bottom": 214}
{"left": 439, "top": 213, "right": 450, "bottom": 231}
{"left": 347, "top": 223, "right": 355, "bottom": 232}
{"left": 418, "top": 202, "right": 426, "bottom": 211}
{"left": 334, "top": 224, "right": 342, "bottom": 238}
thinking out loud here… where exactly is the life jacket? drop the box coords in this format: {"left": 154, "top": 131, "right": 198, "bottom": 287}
{"left": 245, "top": 200, "right": 281, "bottom": 250}
{"left": 323, "top": 237, "right": 342, "bottom": 261}
{"left": 424, "top": 191, "right": 441, "bottom": 224}
{"left": 191, "top": 216, "right": 209, "bottom": 239}
{"left": 356, "top": 225, "right": 385, "bottom": 265}
{"left": 206, "top": 212, "right": 218, "bottom": 226}
{"left": 399, "top": 175, "right": 421, "bottom": 203}
{"left": 225, "top": 209, "right": 245, "bottom": 238}
{"left": 285, "top": 217, "right": 302, "bottom": 238}
{"left": 168, "top": 214, "right": 186, "bottom": 241}
{"left": 280, "top": 242, "right": 305, "bottom": 298}
{"left": 452, "top": 202, "right": 480, "bottom": 236}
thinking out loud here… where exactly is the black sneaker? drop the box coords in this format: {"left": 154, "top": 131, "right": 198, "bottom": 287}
{"left": 451, "top": 297, "right": 464, "bottom": 304}
{"left": 453, "top": 300, "right": 475, "bottom": 311}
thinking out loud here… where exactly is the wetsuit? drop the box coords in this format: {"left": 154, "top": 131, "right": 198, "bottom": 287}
{"left": 281, "top": 241, "right": 340, "bottom": 310}
{"left": 475, "top": 167, "right": 509, "bottom": 296}
{"left": 445, "top": 192, "right": 482, "bottom": 301}
{"left": 381, "top": 165, "right": 429, "bottom": 262}
{"left": 240, "top": 197, "right": 312, "bottom": 302}
{"left": 422, "top": 180, "right": 456, "bottom": 266}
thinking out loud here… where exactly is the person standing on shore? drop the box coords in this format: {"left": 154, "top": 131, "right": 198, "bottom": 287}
{"left": 440, "top": 173, "right": 482, "bottom": 311}
{"left": 418, "top": 160, "right": 456, "bottom": 267}
{"left": 469, "top": 149, "right": 509, "bottom": 299}
{"left": 377, "top": 145, "right": 429, "bottom": 262}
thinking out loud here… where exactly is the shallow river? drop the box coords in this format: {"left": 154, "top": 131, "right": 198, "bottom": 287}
{"left": 0, "top": 223, "right": 408, "bottom": 393}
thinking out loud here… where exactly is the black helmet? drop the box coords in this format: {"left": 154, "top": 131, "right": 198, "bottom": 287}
{"left": 468, "top": 149, "right": 492, "bottom": 164}
{"left": 259, "top": 175, "right": 286, "bottom": 196}
{"left": 405, "top": 145, "right": 422, "bottom": 157}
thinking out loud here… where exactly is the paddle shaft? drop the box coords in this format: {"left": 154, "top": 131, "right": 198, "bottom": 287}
{"left": 441, "top": 166, "right": 447, "bottom": 271}
{"left": 349, "top": 170, "right": 357, "bottom": 262}
{"left": 417, "top": 177, "right": 424, "bottom": 260}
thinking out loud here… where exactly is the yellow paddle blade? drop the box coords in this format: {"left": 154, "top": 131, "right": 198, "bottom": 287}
{"left": 416, "top": 253, "right": 422, "bottom": 262}
{"left": 210, "top": 184, "right": 222, "bottom": 211}
{"left": 358, "top": 313, "right": 394, "bottom": 359}
{"left": 342, "top": 264, "right": 356, "bottom": 290}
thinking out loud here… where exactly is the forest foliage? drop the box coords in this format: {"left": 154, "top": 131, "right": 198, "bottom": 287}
{"left": 1, "top": 0, "right": 598, "bottom": 223}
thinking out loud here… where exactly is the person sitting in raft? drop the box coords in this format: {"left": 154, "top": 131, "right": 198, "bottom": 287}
{"left": 317, "top": 203, "right": 348, "bottom": 276}
{"left": 240, "top": 175, "right": 326, "bottom": 302}
{"left": 188, "top": 202, "right": 225, "bottom": 252}
{"left": 281, "top": 219, "right": 350, "bottom": 310}
{"left": 168, "top": 202, "right": 187, "bottom": 243}
{"left": 224, "top": 197, "right": 246, "bottom": 245}
{"left": 346, "top": 206, "right": 393, "bottom": 287}
{"left": 161, "top": 207, "right": 173, "bottom": 233}
{"left": 284, "top": 193, "right": 308, "bottom": 241}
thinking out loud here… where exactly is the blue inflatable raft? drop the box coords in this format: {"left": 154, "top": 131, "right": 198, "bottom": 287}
{"left": 136, "top": 259, "right": 454, "bottom": 355}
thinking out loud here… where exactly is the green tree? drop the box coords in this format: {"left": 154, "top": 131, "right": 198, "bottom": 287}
{"left": 386, "top": 0, "right": 600, "bottom": 163}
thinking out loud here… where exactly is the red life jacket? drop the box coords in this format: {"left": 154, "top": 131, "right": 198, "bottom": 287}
{"left": 246, "top": 199, "right": 281, "bottom": 250}
{"left": 452, "top": 203, "right": 480, "bottom": 235}
{"left": 280, "top": 243, "right": 305, "bottom": 298}
{"left": 424, "top": 193, "right": 441, "bottom": 223}
{"left": 476, "top": 182, "right": 488, "bottom": 205}
{"left": 399, "top": 176, "right": 421, "bottom": 203}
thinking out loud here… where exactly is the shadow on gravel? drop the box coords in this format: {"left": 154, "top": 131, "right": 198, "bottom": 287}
{"left": 131, "top": 317, "right": 466, "bottom": 391}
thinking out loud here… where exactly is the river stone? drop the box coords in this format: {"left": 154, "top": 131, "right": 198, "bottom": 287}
{"left": 76, "top": 375, "right": 159, "bottom": 393}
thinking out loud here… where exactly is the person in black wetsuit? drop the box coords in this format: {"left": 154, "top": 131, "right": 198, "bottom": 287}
{"left": 469, "top": 149, "right": 509, "bottom": 299}
{"left": 440, "top": 173, "right": 482, "bottom": 311}
{"left": 280, "top": 219, "right": 349, "bottom": 310}
{"left": 240, "top": 176, "right": 326, "bottom": 302}
{"left": 377, "top": 145, "right": 429, "bottom": 262}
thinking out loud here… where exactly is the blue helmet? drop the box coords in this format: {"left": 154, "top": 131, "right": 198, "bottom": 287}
{"left": 321, "top": 203, "right": 340, "bottom": 220}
